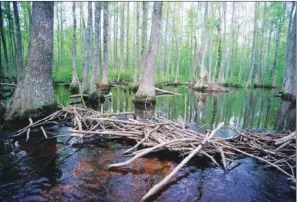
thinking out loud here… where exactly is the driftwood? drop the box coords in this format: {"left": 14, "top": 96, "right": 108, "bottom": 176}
{"left": 192, "top": 82, "right": 230, "bottom": 92}
{"left": 0, "top": 83, "right": 17, "bottom": 87}
{"left": 154, "top": 87, "right": 181, "bottom": 96}
{"left": 11, "top": 106, "right": 296, "bottom": 199}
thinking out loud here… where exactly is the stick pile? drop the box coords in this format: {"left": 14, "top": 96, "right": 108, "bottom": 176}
{"left": 11, "top": 106, "right": 296, "bottom": 200}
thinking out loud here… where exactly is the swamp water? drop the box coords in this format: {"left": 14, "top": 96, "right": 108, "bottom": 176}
{"left": 0, "top": 86, "right": 295, "bottom": 201}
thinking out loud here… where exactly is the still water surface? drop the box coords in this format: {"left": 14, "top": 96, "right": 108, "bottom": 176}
{"left": 0, "top": 86, "right": 295, "bottom": 201}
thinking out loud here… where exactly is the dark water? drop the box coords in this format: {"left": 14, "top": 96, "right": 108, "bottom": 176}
{"left": 0, "top": 86, "right": 295, "bottom": 201}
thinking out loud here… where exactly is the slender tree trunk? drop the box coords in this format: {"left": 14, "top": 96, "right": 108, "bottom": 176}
{"left": 282, "top": 7, "right": 296, "bottom": 96}
{"left": 102, "top": 2, "right": 109, "bottom": 85}
{"left": 255, "top": 2, "right": 267, "bottom": 84}
{"left": 82, "top": 2, "right": 92, "bottom": 92}
{"left": 95, "top": 2, "right": 102, "bottom": 79}
{"left": 133, "top": 2, "right": 140, "bottom": 83}
{"left": 13, "top": 2, "right": 24, "bottom": 82}
{"left": 192, "top": 36, "right": 198, "bottom": 83}
{"left": 55, "top": 3, "right": 60, "bottom": 68}
{"left": 126, "top": 2, "right": 130, "bottom": 69}
{"left": 136, "top": 2, "right": 163, "bottom": 101}
{"left": 90, "top": 2, "right": 100, "bottom": 92}
{"left": 5, "top": 2, "right": 56, "bottom": 120}
{"left": 4, "top": 2, "right": 16, "bottom": 76}
{"left": 248, "top": 2, "right": 259, "bottom": 85}
{"left": 261, "top": 27, "right": 272, "bottom": 84}
{"left": 214, "top": 5, "right": 222, "bottom": 81}
{"left": 71, "top": 2, "right": 78, "bottom": 85}
{"left": 59, "top": 3, "right": 63, "bottom": 68}
{"left": 139, "top": 2, "right": 148, "bottom": 82}
{"left": 282, "top": 2, "right": 295, "bottom": 92}
{"left": 194, "top": 2, "right": 209, "bottom": 87}
{"left": 271, "top": 3, "right": 286, "bottom": 86}
{"left": 0, "top": 2, "right": 9, "bottom": 76}
{"left": 119, "top": 3, "right": 125, "bottom": 80}
{"left": 162, "top": 4, "right": 169, "bottom": 81}
{"left": 175, "top": 3, "right": 183, "bottom": 82}
{"left": 114, "top": 3, "right": 118, "bottom": 70}
{"left": 219, "top": 2, "right": 227, "bottom": 83}
{"left": 226, "top": 2, "right": 235, "bottom": 80}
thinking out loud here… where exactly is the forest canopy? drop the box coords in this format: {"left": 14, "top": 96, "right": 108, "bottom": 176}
{"left": 0, "top": 2, "right": 295, "bottom": 91}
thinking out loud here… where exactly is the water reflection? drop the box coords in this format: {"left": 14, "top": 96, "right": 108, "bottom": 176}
{"left": 55, "top": 86, "right": 292, "bottom": 131}
{"left": 134, "top": 103, "right": 155, "bottom": 120}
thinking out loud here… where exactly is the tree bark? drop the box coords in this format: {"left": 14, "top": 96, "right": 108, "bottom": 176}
{"left": 194, "top": 2, "right": 209, "bottom": 87}
{"left": 255, "top": 2, "right": 267, "bottom": 84}
{"left": 95, "top": 2, "right": 102, "bottom": 79}
{"left": 71, "top": 2, "right": 78, "bottom": 86}
{"left": 133, "top": 2, "right": 140, "bottom": 83}
{"left": 5, "top": 2, "right": 17, "bottom": 78}
{"left": 13, "top": 2, "right": 24, "bottom": 82}
{"left": 219, "top": 2, "right": 227, "bottom": 83}
{"left": 214, "top": 4, "right": 222, "bottom": 81}
{"left": 55, "top": 3, "right": 60, "bottom": 68}
{"left": 126, "top": 2, "right": 130, "bottom": 69}
{"left": 248, "top": 2, "right": 259, "bottom": 85}
{"left": 282, "top": 6, "right": 296, "bottom": 96}
{"left": 0, "top": 2, "right": 9, "bottom": 76}
{"left": 82, "top": 2, "right": 92, "bottom": 92}
{"left": 102, "top": 2, "right": 109, "bottom": 85}
{"left": 271, "top": 3, "right": 286, "bottom": 86}
{"left": 114, "top": 3, "right": 118, "bottom": 70}
{"left": 135, "top": 2, "right": 163, "bottom": 102}
{"left": 139, "top": 2, "right": 148, "bottom": 82}
{"left": 5, "top": 2, "right": 56, "bottom": 120}
{"left": 119, "top": 3, "right": 125, "bottom": 78}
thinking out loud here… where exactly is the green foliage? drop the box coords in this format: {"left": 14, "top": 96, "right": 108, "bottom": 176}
{"left": 109, "top": 69, "right": 134, "bottom": 83}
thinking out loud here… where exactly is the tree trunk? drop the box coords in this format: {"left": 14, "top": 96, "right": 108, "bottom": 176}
{"left": 194, "top": 2, "right": 209, "bottom": 87}
{"left": 114, "top": 3, "right": 118, "bottom": 70}
{"left": 191, "top": 36, "right": 198, "bottom": 83}
{"left": 119, "top": 3, "right": 125, "bottom": 78}
{"left": 5, "top": 2, "right": 56, "bottom": 120}
{"left": 90, "top": 2, "right": 99, "bottom": 93}
{"left": 71, "top": 2, "right": 78, "bottom": 86}
{"left": 133, "top": 2, "right": 140, "bottom": 83}
{"left": 255, "top": 2, "right": 267, "bottom": 84}
{"left": 162, "top": 4, "right": 169, "bottom": 81}
{"left": 94, "top": 2, "right": 102, "bottom": 81}
{"left": 0, "top": 2, "right": 9, "bottom": 76}
{"left": 135, "top": 2, "right": 163, "bottom": 102}
{"left": 282, "top": 7, "right": 296, "bottom": 96}
{"left": 139, "top": 2, "right": 148, "bottom": 82}
{"left": 126, "top": 2, "right": 130, "bottom": 69}
{"left": 5, "top": 2, "right": 16, "bottom": 77}
{"left": 95, "top": 2, "right": 102, "bottom": 79}
{"left": 271, "top": 3, "right": 286, "bottom": 86}
{"left": 82, "top": 2, "right": 92, "bottom": 92}
{"left": 219, "top": 2, "right": 227, "bottom": 83}
{"left": 13, "top": 2, "right": 24, "bottom": 82}
{"left": 247, "top": 2, "right": 259, "bottom": 85}
{"left": 102, "top": 2, "right": 109, "bottom": 85}
{"left": 214, "top": 5, "right": 222, "bottom": 81}
{"left": 55, "top": 3, "right": 60, "bottom": 68}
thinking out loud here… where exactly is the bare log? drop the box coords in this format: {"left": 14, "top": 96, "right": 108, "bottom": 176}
{"left": 140, "top": 123, "right": 224, "bottom": 202}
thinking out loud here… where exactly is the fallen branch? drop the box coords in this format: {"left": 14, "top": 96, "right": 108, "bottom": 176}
{"left": 140, "top": 123, "right": 224, "bottom": 202}
{"left": 154, "top": 87, "right": 181, "bottom": 96}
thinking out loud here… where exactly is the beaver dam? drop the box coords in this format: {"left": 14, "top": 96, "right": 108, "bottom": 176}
{"left": 8, "top": 105, "right": 296, "bottom": 201}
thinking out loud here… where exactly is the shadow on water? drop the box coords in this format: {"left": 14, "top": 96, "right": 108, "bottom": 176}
{"left": 0, "top": 85, "right": 295, "bottom": 201}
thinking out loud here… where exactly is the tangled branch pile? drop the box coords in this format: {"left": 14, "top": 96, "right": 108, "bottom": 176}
{"left": 11, "top": 106, "right": 296, "bottom": 201}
